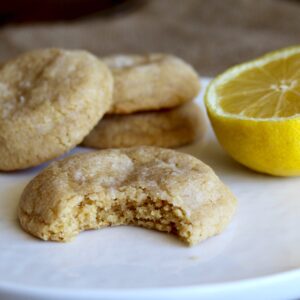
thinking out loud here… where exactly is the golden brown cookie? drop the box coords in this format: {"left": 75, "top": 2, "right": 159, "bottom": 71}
{"left": 18, "top": 146, "right": 237, "bottom": 246}
{"left": 0, "top": 48, "right": 113, "bottom": 170}
{"left": 82, "top": 102, "right": 205, "bottom": 149}
{"left": 104, "top": 54, "right": 200, "bottom": 114}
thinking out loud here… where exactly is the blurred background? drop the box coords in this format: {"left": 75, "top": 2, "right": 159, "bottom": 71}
{"left": 0, "top": 0, "right": 299, "bottom": 76}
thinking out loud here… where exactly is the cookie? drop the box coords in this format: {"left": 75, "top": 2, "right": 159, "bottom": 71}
{"left": 0, "top": 48, "right": 113, "bottom": 170}
{"left": 104, "top": 54, "right": 200, "bottom": 114}
{"left": 82, "top": 102, "right": 205, "bottom": 149}
{"left": 18, "top": 147, "right": 237, "bottom": 246}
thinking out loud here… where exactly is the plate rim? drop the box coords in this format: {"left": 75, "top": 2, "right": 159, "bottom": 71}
{"left": 1, "top": 268, "right": 300, "bottom": 299}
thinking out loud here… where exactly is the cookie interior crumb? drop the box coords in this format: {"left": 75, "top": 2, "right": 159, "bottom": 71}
{"left": 21, "top": 191, "right": 195, "bottom": 245}
{"left": 76, "top": 195, "right": 192, "bottom": 242}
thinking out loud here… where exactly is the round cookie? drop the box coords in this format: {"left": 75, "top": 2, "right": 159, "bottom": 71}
{"left": 82, "top": 102, "right": 205, "bottom": 149}
{"left": 18, "top": 146, "right": 237, "bottom": 246}
{"left": 0, "top": 48, "right": 113, "bottom": 171}
{"left": 104, "top": 54, "right": 200, "bottom": 114}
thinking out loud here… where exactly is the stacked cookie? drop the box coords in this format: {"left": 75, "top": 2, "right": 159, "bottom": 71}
{"left": 82, "top": 54, "right": 204, "bottom": 149}
{"left": 0, "top": 50, "right": 204, "bottom": 171}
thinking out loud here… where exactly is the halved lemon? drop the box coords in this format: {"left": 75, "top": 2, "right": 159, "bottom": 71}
{"left": 205, "top": 46, "right": 300, "bottom": 176}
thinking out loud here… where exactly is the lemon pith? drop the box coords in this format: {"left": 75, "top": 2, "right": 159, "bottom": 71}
{"left": 205, "top": 46, "right": 300, "bottom": 176}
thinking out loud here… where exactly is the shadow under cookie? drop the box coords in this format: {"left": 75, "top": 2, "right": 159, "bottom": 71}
{"left": 82, "top": 102, "right": 206, "bottom": 149}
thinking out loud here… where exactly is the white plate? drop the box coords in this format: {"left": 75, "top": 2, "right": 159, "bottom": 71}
{"left": 1, "top": 79, "right": 300, "bottom": 300}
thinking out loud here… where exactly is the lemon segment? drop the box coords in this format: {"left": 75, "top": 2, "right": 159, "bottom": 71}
{"left": 205, "top": 46, "right": 300, "bottom": 176}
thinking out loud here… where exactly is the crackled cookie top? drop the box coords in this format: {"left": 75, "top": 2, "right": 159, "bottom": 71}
{"left": 104, "top": 54, "right": 200, "bottom": 114}
{"left": 0, "top": 48, "right": 113, "bottom": 170}
{"left": 18, "top": 147, "right": 237, "bottom": 245}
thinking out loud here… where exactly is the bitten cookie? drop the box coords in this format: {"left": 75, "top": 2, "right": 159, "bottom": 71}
{"left": 104, "top": 54, "right": 200, "bottom": 114}
{"left": 18, "top": 147, "right": 237, "bottom": 246}
{"left": 0, "top": 48, "right": 113, "bottom": 170}
{"left": 82, "top": 102, "right": 206, "bottom": 149}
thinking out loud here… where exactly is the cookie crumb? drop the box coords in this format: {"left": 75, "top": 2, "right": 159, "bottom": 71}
{"left": 188, "top": 256, "right": 199, "bottom": 260}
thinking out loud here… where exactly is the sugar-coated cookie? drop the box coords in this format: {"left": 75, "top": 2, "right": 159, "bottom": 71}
{"left": 104, "top": 54, "right": 200, "bottom": 114}
{"left": 18, "top": 147, "right": 236, "bottom": 246}
{"left": 82, "top": 102, "right": 205, "bottom": 149}
{"left": 0, "top": 48, "right": 113, "bottom": 170}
